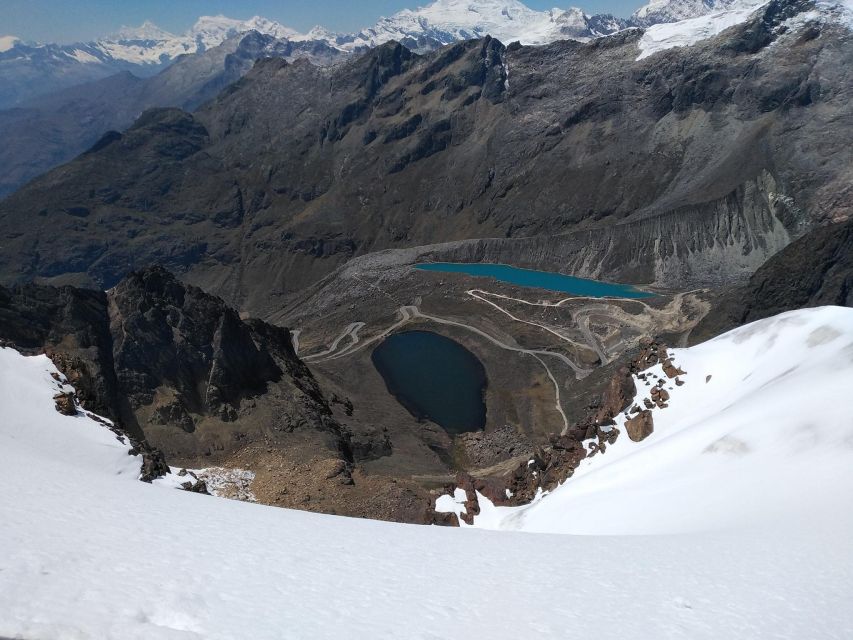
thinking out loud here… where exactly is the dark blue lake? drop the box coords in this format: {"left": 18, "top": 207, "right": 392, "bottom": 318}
{"left": 415, "top": 263, "right": 652, "bottom": 298}
{"left": 371, "top": 331, "right": 486, "bottom": 434}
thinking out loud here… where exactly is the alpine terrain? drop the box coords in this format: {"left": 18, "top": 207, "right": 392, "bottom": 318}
{"left": 0, "top": 0, "right": 851, "bottom": 636}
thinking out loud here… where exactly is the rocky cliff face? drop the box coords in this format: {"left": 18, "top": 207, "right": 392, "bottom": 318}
{"left": 0, "top": 266, "right": 351, "bottom": 465}
{"left": 0, "top": 0, "right": 849, "bottom": 316}
{"left": 691, "top": 218, "right": 853, "bottom": 342}
{"left": 0, "top": 280, "right": 122, "bottom": 428}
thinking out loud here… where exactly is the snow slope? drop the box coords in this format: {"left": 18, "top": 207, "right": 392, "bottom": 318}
{"left": 636, "top": 0, "right": 853, "bottom": 58}
{"left": 442, "top": 307, "right": 853, "bottom": 537}
{"left": 636, "top": 0, "right": 768, "bottom": 58}
{"left": 2, "top": 310, "right": 853, "bottom": 638}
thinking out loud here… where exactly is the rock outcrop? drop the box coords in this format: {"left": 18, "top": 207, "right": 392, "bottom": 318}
{"left": 0, "top": 266, "right": 353, "bottom": 478}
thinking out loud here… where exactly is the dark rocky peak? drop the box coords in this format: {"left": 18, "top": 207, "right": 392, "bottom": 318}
{"left": 1, "top": 266, "right": 351, "bottom": 474}
{"left": 356, "top": 40, "right": 419, "bottom": 100}
{"left": 80, "top": 107, "right": 212, "bottom": 165}
{"left": 128, "top": 108, "right": 209, "bottom": 146}
{"left": 247, "top": 55, "right": 291, "bottom": 75}
{"left": 0, "top": 282, "right": 121, "bottom": 425}
{"left": 108, "top": 266, "right": 284, "bottom": 421}
{"left": 321, "top": 42, "right": 419, "bottom": 141}
{"left": 415, "top": 36, "right": 506, "bottom": 102}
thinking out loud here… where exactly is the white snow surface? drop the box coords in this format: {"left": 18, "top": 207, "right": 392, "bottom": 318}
{"left": 636, "top": 0, "right": 853, "bottom": 59}
{"left": 454, "top": 306, "right": 853, "bottom": 536}
{"left": 2, "top": 308, "right": 853, "bottom": 639}
{"left": 637, "top": 0, "right": 768, "bottom": 58}
{"left": 346, "top": 0, "right": 598, "bottom": 49}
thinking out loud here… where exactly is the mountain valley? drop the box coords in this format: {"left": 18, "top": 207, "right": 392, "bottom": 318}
{"left": 0, "top": 0, "right": 852, "bottom": 634}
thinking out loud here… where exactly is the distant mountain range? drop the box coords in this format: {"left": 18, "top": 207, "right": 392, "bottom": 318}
{"left": 2, "top": 0, "right": 849, "bottom": 307}
{"left": 0, "top": 0, "right": 749, "bottom": 108}
{"left": 0, "top": 0, "right": 777, "bottom": 198}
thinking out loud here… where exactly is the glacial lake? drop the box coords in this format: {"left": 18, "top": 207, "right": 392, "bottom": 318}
{"left": 415, "top": 262, "right": 653, "bottom": 298}
{"left": 372, "top": 330, "right": 486, "bottom": 434}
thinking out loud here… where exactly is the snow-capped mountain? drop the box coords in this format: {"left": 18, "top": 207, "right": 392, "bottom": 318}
{"left": 636, "top": 0, "right": 768, "bottom": 58}
{"left": 0, "top": 15, "right": 305, "bottom": 107}
{"left": 77, "top": 14, "right": 304, "bottom": 66}
{"left": 632, "top": 0, "right": 738, "bottom": 24}
{"left": 334, "top": 0, "right": 626, "bottom": 51}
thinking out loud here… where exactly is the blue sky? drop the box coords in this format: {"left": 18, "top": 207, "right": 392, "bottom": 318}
{"left": 1, "top": 0, "right": 642, "bottom": 43}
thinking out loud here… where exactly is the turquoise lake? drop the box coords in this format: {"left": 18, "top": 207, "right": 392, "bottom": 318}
{"left": 415, "top": 263, "right": 653, "bottom": 298}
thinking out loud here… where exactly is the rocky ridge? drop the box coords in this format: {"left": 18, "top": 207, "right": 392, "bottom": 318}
{"left": 0, "top": 31, "right": 345, "bottom": 198}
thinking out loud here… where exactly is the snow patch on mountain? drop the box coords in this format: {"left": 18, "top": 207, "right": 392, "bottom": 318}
{"left": 449, "top": 306, "right": 853, "bottom": 534}
{"left": 188, "top": 15, "right": 300, "bottom": 50}
{"left": 636, "top": 0, "right": 853, "bottom": 59}
{"left": 637, "top": 0, "right": 767, "bottom": 57}
{"left": 633, "top": 0, "right": 739, "bottom": 24}
{"left": 818, "top": 0, "right": 853, "bottom": 25}
{"left": 113, "top": 20, "right": 177, "bottom": 42}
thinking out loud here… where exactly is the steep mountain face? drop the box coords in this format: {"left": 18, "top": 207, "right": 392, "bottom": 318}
{"left": 0, "top": 266, "right": 349, "bottom": 462}
{"left": 0, "top": 0, "right": 848, "bottom": 316}
{"left": 0, "top": 31, "right": 344, "bottom": 198}
{"left": 691, "top": 217, "right": 853, "bottom": 341}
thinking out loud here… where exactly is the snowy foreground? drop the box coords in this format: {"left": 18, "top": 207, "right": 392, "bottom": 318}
{"left": 2, "top": 308, "right": 853, "bottom": 639}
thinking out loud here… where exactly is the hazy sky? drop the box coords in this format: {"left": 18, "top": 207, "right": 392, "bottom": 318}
{"left": 1, "top": 0, "right": 642, "bottom": 43}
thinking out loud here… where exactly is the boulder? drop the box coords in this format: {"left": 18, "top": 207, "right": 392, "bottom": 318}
{"left": 625, "top": 410, "right": 654, "bottom": 442}
{"left": 53, "top": 392, "right": 76, "bottom": 416}
{"left": 662, "top": 358, "right": 686, "bottom": 379}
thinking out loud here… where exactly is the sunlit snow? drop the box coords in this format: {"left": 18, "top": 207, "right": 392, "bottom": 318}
{"left": 2, "top": 308, "right": 853, "bottom": 638}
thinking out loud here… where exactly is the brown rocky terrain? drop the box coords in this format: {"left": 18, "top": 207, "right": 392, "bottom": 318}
{"left": 0, "top": 266, "right": 457, "bottom": 522}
